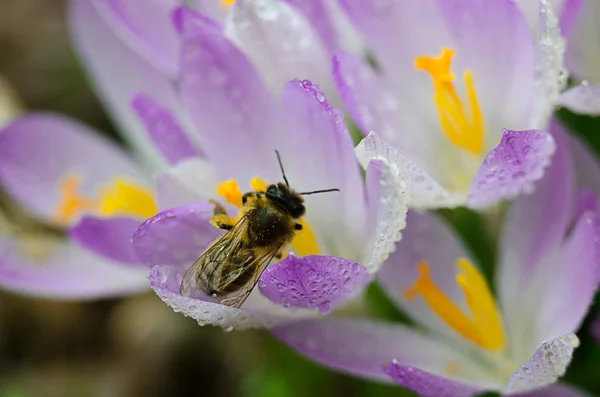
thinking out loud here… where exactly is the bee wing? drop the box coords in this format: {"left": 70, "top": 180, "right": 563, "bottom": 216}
{"left": 179, "top": 214, "right": 250, "bottom": 298}
{"left": 217, "top": 243, "right": 284, "bottom": 308}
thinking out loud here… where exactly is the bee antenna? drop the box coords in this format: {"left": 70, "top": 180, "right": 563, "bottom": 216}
{"left": 299, "top": 188, "right": 340, "bottom": 195}
{"left": 274, "top": 150, "right": 290, "bottom": 186}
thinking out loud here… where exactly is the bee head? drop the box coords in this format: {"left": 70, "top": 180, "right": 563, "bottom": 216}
{"left": 265, "top": 183, "right": 305, "bottom": 218}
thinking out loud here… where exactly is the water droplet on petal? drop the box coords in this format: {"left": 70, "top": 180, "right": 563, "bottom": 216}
{"left": 317, "top": 300, "right": 332, "bottom": 314}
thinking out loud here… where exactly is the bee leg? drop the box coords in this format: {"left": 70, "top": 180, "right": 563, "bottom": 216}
{"left": 294, "top": 223, "right": 303, "bottom": 230}
{"left": 242, "top": 192, "right": 256, "bottom": 205}
{"left": 209, "top": 200, "right": 234, "bottom": 231}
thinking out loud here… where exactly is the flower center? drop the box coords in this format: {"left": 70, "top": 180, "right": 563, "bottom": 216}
{"left": 53, "top": 172, "right": 158, "bottom": 225}
{"left": 415, "top": 48, "right": 485, "bottom": 155}
{"left": 215, "top": 177, "right": 320, "bottom": 256}
{"left": 404, "top": 259, "right": 506, "bottom": 351}
{"left": 221, "top": 0, "right": 236, "bottom": 9}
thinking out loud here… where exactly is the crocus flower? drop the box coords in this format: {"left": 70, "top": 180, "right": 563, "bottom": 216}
{"left": 273, "top": 127, "right": 598, "bottom": 395}
{"left": 129, "top": 6, "right": 408, "bottom": 329}
{"left": 334, "top": 0, "right": 565, "bottom": 209}
{"left": 516, "top": 0, "right": 600, "bottom": 115}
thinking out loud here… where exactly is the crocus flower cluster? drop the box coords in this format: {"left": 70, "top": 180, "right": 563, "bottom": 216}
{"left": 0, "top": 0, "right": 599, "bottom": 396}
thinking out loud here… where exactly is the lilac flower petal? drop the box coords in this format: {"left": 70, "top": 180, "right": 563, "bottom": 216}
{"left": 70, "top": 0, "right": 182, "bottom": 168}
{"left": 564, "top": 0, "right": 600, "bottom": 83}
{"left": 530, "top": 0, "right": 568, "bottom": 128}
{"left": 91, "top": 0, "right": 180, "bottom": 76}
{"left": 466, "top": 129, "right": 556, "bottom": 209}
{"left": 133, "top": 202, "right": 221, "bottom": 268}
{"left": 565, "top": 130, "right": 600, "bottom": 193}
{"left": 149, "top": 264, "right": 298, "bottom": 330}
{"left": 384, "top": 362, "right": 482, "bottom": 397}
{"left": 558, "top": 83, "right": 600, "bottom": 115}
{"left": 514, "top": 384, "right": 592, "bottom": 397}
{"left": 69, "top": 216, "right": 143, "bottom": 265}
{"left": 507, "top": 334, "right": 579, "bottom": 394}
{"left": 278, "top": 80, "right": 367, "bottom": 254}
{"left": 537, "top": 212, "right": 598, "bottom": 340}
{"left": 131, "top": 92, "right": 201, "bottom": 165}
{"left": 225, "top": 0, "right": 334, "bottom": 99}
{"left": 379, "top": 211, "right": 473, "bottom": 343}
{"left": 0, "top": 114, "right": 147, "bottom": 222}
{"left": 258, "top": 255, "right": 371, "bottom": 314}
{"left": 283, "top": 0, "right": 337, "bottom": 50}
{"left": 272, "top": 318, "right": 489, "bottom": 382}
{"left": 0, "top": 238, "right": 147, "bottom": 299}
{"left": 560, "top": 0, "right": 585, "bottom": 36}
{"left": 176, "top": 6, "right": 280, "bottom": 182}
{"left": 355, "top": 132, "right": 458, "bottom": 209}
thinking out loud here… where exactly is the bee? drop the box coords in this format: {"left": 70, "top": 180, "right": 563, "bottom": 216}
{"left": 180, "top": 151, "right": 340, "bottom": 308}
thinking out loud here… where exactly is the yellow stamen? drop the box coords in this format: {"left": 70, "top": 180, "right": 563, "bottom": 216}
{"left": 250, "top": 176, "right": 268, "bottom": 192}
{"left": 404, "top": 260, "right": 505, "bottom": 351}
{"left": 415, "top": 48, "right": 484, "bottom": 155}
{"left": 216, "top": 179, "right": 243, "bottom": 208}
{"left": 291, "top": 217, "right": 320, "bottom": 256}
{"left": 98, "top": 179, "right": 158, "bottom": 218}
{"left": 221, "top": 0, "right": 236, "bottom": 9}
{"left": 53, "top": 173, "right": 158, "bottom": 225}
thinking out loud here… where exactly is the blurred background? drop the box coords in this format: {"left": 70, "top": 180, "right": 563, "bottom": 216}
{"left": 1, "top": 2, "right": 600, "bottom": 397}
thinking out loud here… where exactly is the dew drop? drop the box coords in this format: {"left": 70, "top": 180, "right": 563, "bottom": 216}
{"left": 317, "top": 300, "right": 332, "bottom": 314}
{"left": 276, "top": 283, "right": 285, "bottom": 291}
{"left": 224, "top": 325, "right": 234, "bottom": 332}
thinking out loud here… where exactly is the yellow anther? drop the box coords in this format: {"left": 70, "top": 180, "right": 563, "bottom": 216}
{"left": 54, "top": 173, "right": 99, "bottom": 225}
{"left": 291, "top": 218, "right": 320, "bottom": 256}
{"left": 221, "top": 0, "right": 236, "bottom": 9}
{"left": 53, "top": 173, "right": 158, "bottom": 225}
{"left": 404, "top": 260, "right": 505, "bottom": 351}
{"left": 415, "top": 48, "right": 485, "bottom": 155}
{"left": 98, "top": 179, "right": 158, "bottom": 218}
{"left": 216, "top": 179, "right": 243, "bottom": 208}
{"left": 250, "top": 176, "right": 268, "bottom": 192}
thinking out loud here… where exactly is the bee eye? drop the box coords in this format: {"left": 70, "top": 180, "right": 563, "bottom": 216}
{"left": 266, "top": 185, "right": 277, "bottom": 194}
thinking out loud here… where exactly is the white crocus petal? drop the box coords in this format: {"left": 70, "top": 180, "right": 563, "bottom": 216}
{"left": 363, "top": 159, "right": 408, "bottom": 274}
{"left": 355, "top": 132, "right": 462, "bottom": 209}
{"left": 530, "top": 0, "right": 568, "bottom": 130}
{"left": 322, "top": 0, "right": 365, "bottom": 55}
{"left": 224, "top": 0, "right": 335, "bottom": 99}
{"left": 558, "top": 82, "right": 600, "bottom": 115}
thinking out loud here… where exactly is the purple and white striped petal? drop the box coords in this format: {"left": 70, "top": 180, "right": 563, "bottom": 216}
{"left": 69, "top": 216, "right": 143, "bottom": 265}
{"left": 131, "top": 92, "right": 202, "bottom": 165}
{"left": 133, "top": 203, "right": 221, "bottom": 269}
{"left": 507, "top": 334, "right": 579, "bottom": 394}
{"left": 466, "top": 129, "right": 556, "bottom": 209}
{"left": 259, "top": 254, "right": 371, "bottom": 314}
{"left": 558, "top": 83, "right": 600, "bottom": 115}
{"left": 176, "top": 6, "right": 280, "bottom": 182}
{"left": 224, "top": 0, "right": 335, "bottom": 99}
{"left": 70, "top": 0, "right": 181, "bottom": 169}
{"left": 384, "top": 363, "right": 482, "bottom": 397}
{"left": 0, "top": 238, "right": 147, "bottom": 299}
{"left": 272, "top": 318, "right": 491, "bottom": 383}
{"left": 91, "top": 0, "right": 180, "bottom": 77}
{"left": 0, "top": 114, "right": 146, "bottom": 222}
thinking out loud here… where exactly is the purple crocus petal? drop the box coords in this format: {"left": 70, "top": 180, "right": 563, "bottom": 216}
{"left": 176, "top": 6, "right": 280, "bottom": 182}
{"left": 133, "top": 203, "right": 221, "bottom": 269}
{"left": 258, "top": 255, "right": 371, "bottom": 314}
{"left": 69, "top": 216, "right": 143, "bottom": 266}
{"left": 0, "top": 238, "right": 147, "bottom": 299}
{"left": 466, "top": 129, "right": 556, "bottom": 209}
{"left": 283, "top": 0, "right": 337, "bottom": 50}
{"left": 537, "top": 212, "right": 598, "bottom": 341}
{"left": 507, "top": 334, "right": 579, "bottom": 394}
{"left": 558, "top": 83, "right": 600, "bottom": 115}
{"left": 149, "top": 264, "right": 296, "bottom": 330}
{"left": 560, "top": 0, "right": 585, "bottom": 36}
{"left": 272, "top": 318, "right": 489, "bottom": 382}
{"left": 278, "top": 80, "right": 367, "bottom": 255}
{"left": 91, "top": 0, "right": 180, "bottom": 77}
{"left": 355, "top": 132, "right": 458, "bottom": 209}
{"left": 0, "top": 114, "right": 147, "bottom": 222}
{"left": 131, "top": 92, "right": 201, "bottom": 165}
{"left": 225, "top": 0, "right": 334, "bottom": 99}
{"left": 512, "top": 384, "right": 592, "bottom": 397}
{"left": 379, "top": 211, "right": 473, "bottom": 343}
{"left": 498, "top": 124, "right": 573, "bottom": 352}
{"left": 70, "top": 0, "right": 182, "bottom": 169}
{"left": 384, "top": 362, "right": 482, "bottom": 397}
{"left": 565, "top": 0, "right": 600, "bottom": 83}
{"left": 565, "top": 129, "right": 600, "bottom": 193}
